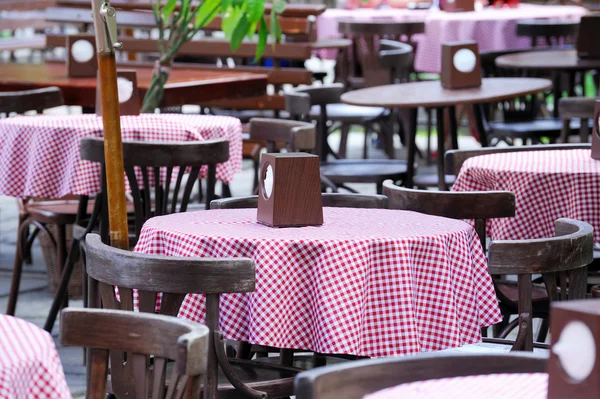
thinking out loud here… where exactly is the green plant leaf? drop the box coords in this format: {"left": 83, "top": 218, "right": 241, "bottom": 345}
{"left": 161, "top": 0, "right": 178, "bottom": 20}
{"left": 231, "top": 14, "right": 250, "bottom": 50}
{"left": 222, "top": 5, "right": 242, "bottom": 38}
{"left": 194, "top": 0, "right": 221, "bottom": 28}
{"left": 273, "top": 0, "right": 286, "bottom": 14}
{"left": 253, "top": 16, "right": 268, "bottom": 62}
{"left": 247, "top": 20, "right": 258, "bottom": 40}
{"left": 270, "top": 8, "right": 282, "bottom": 44}
{"left": 246, "top": 0, "right": 266, "bottom": 24}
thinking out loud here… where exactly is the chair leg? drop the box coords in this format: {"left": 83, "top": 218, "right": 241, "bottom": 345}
{"left": 536, "top": 317, "right": 550, "bottom": 343}
{"left": 339, "top": 124, "right": 349, "bottom": 159}
{"left": 6, "top": 219, "right": 31, "bottom": 315}
{"left": 363, "top": 125, "right": 369, "bottom": 160}
{"left": 56, "top": 224, "right": 68, "bottom": 310}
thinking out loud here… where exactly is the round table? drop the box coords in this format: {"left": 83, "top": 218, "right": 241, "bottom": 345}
{"left": 495, "top": 50, "right": 600, "bottom": 116}
{"left": 0, "top": 314, "right": 71, "bottom": 398}
{"left": 364, "top": 373, "right": 548, "bottom": 399}
{"left": 452, "top": 149, "right": 600, "bottom": 244}
{"left": 341, "top": 77, "right": 552, "bottom": 189}
{"left": 0, "top": 114, "right": 242, "bottom": 199}
{"left": 134, "top": 207, "right": 502, "bottom": 357}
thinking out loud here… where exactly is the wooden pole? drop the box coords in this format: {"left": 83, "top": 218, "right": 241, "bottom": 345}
{"left": 91, "top": 0, "right": 129, "bottom": 250}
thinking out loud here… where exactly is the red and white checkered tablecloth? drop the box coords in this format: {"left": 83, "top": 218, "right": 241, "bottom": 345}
{"left": 0, "top": 314, "right": 72, "bottom": 399}
{"left": 134, "top": 207, "right": 502, "bottom": 357}
{"left": 363, "top": 373, "right": 548, "bottom": 399}
{"left": 0, "top": 114, "right": 242, "bottom": 199}
{"left": 316, "top": 4, "right": 586, "bottom": 73}
{"left": 452, "top": 149, "right": 600, "bottom": 244}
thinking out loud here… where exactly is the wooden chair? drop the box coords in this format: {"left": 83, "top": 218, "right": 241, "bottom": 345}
{"left": 558, "top": 96, "right": 596, "bottom": 143}
{"left": 211, "top": 193, "right": 389, "bottom": 210}
{"left": 249, "top": 118, "right": 409, "bottom": 194}
{"left": 294, "top": 352, "right": 547, "bottom": 399}
{"left": 4, "top": 87, "right": 89, "bottom": 318}
{"left": 43, "top": 137, "right": 230, "bottom": 333}
{"left": 60, "top": 308, "right": 209, "bottom": 399}
{"left": 84, "top": 233, "right": 299, "bottom": 399}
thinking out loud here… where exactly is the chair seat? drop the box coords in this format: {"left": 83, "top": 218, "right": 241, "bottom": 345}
{"left": 495, "top": 280, "right": 550, "bottom": 306}
{"left": 213, "top": 109, "right": 291, "bottom": 123}
{"left": 254, "top": 353, "right": 354, "bottom": 370}
{"left": 26, "top": 200, "right": 96, "bottom": 225}
{"left": 412, "top": 174, "right": 456, "bottom": 188}
{"left": 489, "top": 118, "right": 582, "bottom": 138}
{"left": 310, "top": 104, "right": 386, "bottom": 123}
{"left": 320, "top": 160, "right": 407, "bottom": 183}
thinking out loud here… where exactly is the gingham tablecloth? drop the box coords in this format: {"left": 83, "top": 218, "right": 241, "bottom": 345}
{"left": 363, "top": 373, "right": 548, "bottom": 399}
{"left": 316, "top": 4, "right": 586, "bottom": 73}
{"left": 0, "top": 114, "right": 242, "bottom": 199}
{"left": 0, "top": 314, "right": 72, "bottom": 399}
{"left": 134, "top": 207, "right": 502, "bottom": 357}
{"left": 452, "top": 149, "right": 600, "bottom": 244}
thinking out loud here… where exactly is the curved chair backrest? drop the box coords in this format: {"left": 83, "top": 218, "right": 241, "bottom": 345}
{"left": 558, "top": 97, "right": 597, "bottom": 142}
{"left": 338, "top": 20, "right": 425, "bottom": 37}
{"left": 85, "top": 233, "right": 255, "bottom": 399}
{"left": 445, "top": 143, "right": 591, "bottom": 176}
{"left": 0, "top": 87, "right": 64, "bottom": 115}
{"left": 210, "top": 193, "right": 389, "bottom": 210}
{"left": 249, "top": 117, "right": 316, "bottom": 152}
{"left": 379, "top": 40, "right": 413, "bottom": 83}
{"left": 488, "top": 218, "right": 593, "bottom": 350}
{"left": 294, "top": 352, "right": 547, "bottom": 399}
{"left": 60, "top": 308, "right": 209, "bottom": 399}
{"left": 516, "top": 19, "right": 579, "bottom": 47}
{"left": 80, "top": 137, "right": 230, "bottom": 238}
{"left": 382, "top": 180, "right": 515, "bottom": 249}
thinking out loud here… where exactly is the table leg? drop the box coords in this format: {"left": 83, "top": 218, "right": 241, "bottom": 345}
{"left": 552, "top": 71, "right": 561, "bottom": 118}
{"left": 449, "top": 105, "right": 459, "bottom": 150}
{"left": 436, "top": 107, "right": 448, "bottom": 191}
{"left": 404, "top": 108, "right": 418, "bottom": 188}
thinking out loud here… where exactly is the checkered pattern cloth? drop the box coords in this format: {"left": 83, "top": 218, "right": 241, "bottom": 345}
{"left": 0, "top": 315, "right": 72, "bottom": 399}
{"left": 316, "top": 4, "right": 585, "bottom": 73}
{"left": 452, "top": 149, "right": 600, "bottom": 244}
{"left": 0, "top": 114, "right": 242, "bottom": 199}
{"left": 134, "top": 208, "right": 502, "bottom": 357}
{"left": 364, "top": 373, "right": 548, "bottom": 399}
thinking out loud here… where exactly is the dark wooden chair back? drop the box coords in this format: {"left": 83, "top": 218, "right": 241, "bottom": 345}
{"left": 382, "top": 180, "right": 515, "bottom": 250}
{"left": 0, "top": 87, "right": 64, "bottom": 115}
{"left": 516, "top": 20, "right": 579, "bottom": 48}
{"left": 337, "top": 20, "right": 424, "bottom": 88}
{"left": 80, "top": 137, "right": 229, "bottom": 238}
{"left": 294, "top": 352, "right": 547, "bottom": 399}
{"left": 488, "top": 218, "right": 593, "bottom": 350}
{"left": 558, "top": 97, "right": 596, "bottom": 142}
{"left": 210, "top": 193, "right": 389, "bottom": 210}
{"left": 378, "top": 40, "right": 413, "bottom": 83}
{"left": 85, "top": 233, "right": 256, "bottom": 399}
{"left": 60, "top": 308, "right": 209, "bottom": 399}
{"left": 445, "top": 143, "right": 592, "bottom": 176}
{"left": 249, "top": 117, "right": 316, "bottom": 152}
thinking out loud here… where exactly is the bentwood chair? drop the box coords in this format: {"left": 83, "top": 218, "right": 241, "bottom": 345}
{"left": 249, "top": 118, "right": 409, "bottom": 194}
{"left": 43, "top": 137, "right": 230, "bottom": 333}
{"left": 4, "top": 87, "right": 93, "bottom": 318}
{"left": 85, "top": 233, "right": 299, "bottom": 399}
{"left": 60, "top": 308, "right": 209, "bottom": 399}
{"left": 294, "top": 352, "right": 547, "bottom": 399}
{"left": 558, "top": 96, "right": 596, "bottom": 143}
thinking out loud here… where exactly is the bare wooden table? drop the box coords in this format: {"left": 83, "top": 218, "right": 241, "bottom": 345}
{"left": 341, "top": 78, "right": 553, "bottom": 189}
{"left": 0, "top": 63, "right": 268, "bottom": 109}
{"left": 495, "top": 49, "right": 600, "bottom": 116}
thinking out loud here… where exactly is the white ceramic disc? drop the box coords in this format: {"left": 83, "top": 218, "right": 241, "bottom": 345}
{"left": 453, "top": 48, "right": 476, "bottom": 73}
{"left": 552, "top": 320, "right": 596, "bottom": 382}
{"left": 71, "top": 40, "right": 94, "bottom": 63}
{"left": 262, "top": 164, "right": 274, "bottom": 199}
{"left": 116, "top": 77, "right": 134, "bottom": 104}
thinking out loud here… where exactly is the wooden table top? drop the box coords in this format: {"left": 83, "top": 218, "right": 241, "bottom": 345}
{"left": 340, "top": 78, "right": 552, "bottom": 108}
{"left": 495, "top": 50, "right": 600, "bottom": 71}
{"left": 0, "top": 63, "right": 267, "bottom": 108}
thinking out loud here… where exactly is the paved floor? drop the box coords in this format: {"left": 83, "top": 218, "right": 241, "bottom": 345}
{"left": 0, "top": 110, "right": 484, "bottom": 396}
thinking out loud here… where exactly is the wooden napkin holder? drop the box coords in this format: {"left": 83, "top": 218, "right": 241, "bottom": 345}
{"left": 443, "top": 0, "right": 474, "bottom": 12}
{"left": 548, "top": 299, "right": 600, "bottom": 398}
{"left": 95, "top": 70, "right": 140, "bottom": 116}
{"left": 592, "top": 100, "right": 600, "bottom": 160}
{"left": 577, "top": 14, "right": 600, "bottom": 60}
{"left": 257, "top": 152, "right": 323, "bottom": 228}
{"left": 66, "top": 34, "right": 98, "bottom": 78}
{"left": 441, "top": 41, "right": 482, "bottom": 89}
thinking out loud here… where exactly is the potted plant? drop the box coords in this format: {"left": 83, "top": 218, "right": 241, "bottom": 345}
{"left": 141, "top": 0, "right": 285, "bottom": 112}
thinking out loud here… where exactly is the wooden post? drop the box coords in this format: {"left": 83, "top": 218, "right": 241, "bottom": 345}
{"left": 91, "top": 0, "right": 129, "bottom": 250}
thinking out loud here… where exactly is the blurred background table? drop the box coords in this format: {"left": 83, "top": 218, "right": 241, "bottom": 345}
{"left": 0, "top": 314, "right": 72, "bottom": 399}
{"left": 134, "top": 207, "right": 502, "bottom": 357}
